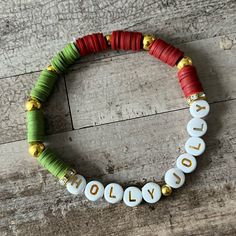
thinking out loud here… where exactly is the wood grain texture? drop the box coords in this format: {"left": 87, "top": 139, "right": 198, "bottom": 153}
{"left": 0, "top": 73, "right": 72, "bottom": 144}
{"left": 67, "top": 33, "right": 236, "bottom": 129}
{"left": 1, "top": 0, "right": 236, "bottom": 78}
{"left": 0, "top": 99, "right": 235, "bottom": 236}
{"left": 1, "top": 0, "right": 236, "bottom": 235}
{"left": 1, "top": 33, "right": 235, "bottom": 143}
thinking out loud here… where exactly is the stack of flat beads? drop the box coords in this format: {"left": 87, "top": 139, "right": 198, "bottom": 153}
{"left": 26, "top": 31, "right": 210, "bottom": 207}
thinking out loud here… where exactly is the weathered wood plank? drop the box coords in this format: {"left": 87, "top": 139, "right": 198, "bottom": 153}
{"left": 0, "top": 99, "right": 235, "bottom": 236}
{"left": 1, "top": 0, "right": 236, "bottom": 78}
{"left": 3, "top": 33, "right": 235, "bottom": 143}
{"left": 67, "top": 33, "right": 236, "bottom": 129}
{"left": 1, "top": 1, "right": 236, "bottom": 235}
{"left": 0, "top": 73, "right": 72, "bottom": 144}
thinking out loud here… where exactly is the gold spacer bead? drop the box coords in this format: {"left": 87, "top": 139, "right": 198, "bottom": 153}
{"left": 59, "top": 169, "right": 77, "bottom": 186}
{"left": 142, "top": 35, "right": 155, "bottom": 50}
{"left": 25, "top": 97, "right": 42, "bottom": 111}
{"left": 28, "top": 142, "right": 45, "bottom": 157}
{"left": 47, "top": 65, "right": 56, "bottom": 72}
{"left": 105, "top": 34, "right": 111, "bottom": 46}
{"left": 161, "top": 184, "right": 172, "bottom": 196}
{"left": 177, "top": 56, "right": 193, "bottom": 70}
{"left": 186, "top": 92, "right": 206, "bottom": 106}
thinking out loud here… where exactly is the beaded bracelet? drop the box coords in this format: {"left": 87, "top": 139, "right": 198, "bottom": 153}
{"left": 26, "top": 31, "right": 210, "bottom": 207}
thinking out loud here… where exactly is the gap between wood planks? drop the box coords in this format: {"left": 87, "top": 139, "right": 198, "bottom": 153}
{"left": 0, "top": 33, "right": 235, "bottom": 145}
{"left": 0, "top": 97, "right": 235, "bottom": 147}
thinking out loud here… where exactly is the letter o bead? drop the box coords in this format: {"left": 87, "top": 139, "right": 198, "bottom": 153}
{"left": 176, "top": 153, "right": 197, "bottom": 173}
{"left": 104, "top": 183, "right": 124, "bottom": 204}
{"left": 84, "top": 180, "right": 104, "bottom": 202}
{"left": 142, "top": 182, "right": 161, "bottom": 204}
{"left": 123, "top": 186, "right": 142, "bottom": 207}
{"left": 189, "top": 100, "right": 210, "bottom": 118}
{"left": 164, "top": 168, "right": 185, "bottom": 189}
{"left": 66, "top": 174, "right": 86, "bottom": 195}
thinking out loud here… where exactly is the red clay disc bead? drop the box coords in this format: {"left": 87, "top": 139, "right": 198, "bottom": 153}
{"left": 75, "top": 33, "right": 108, "bottom": 56}
{"left": 131, "top": 33, "right": 136, "bottom": 51}
{"left": 116, "top": 31, "right": 120, "bottom": 50}
{"left": 178, "top": 65, "right": 204, "bottom": 97}
{"left": 149, "top": 39, "right": 184, "bottom": 67}
{"left": 120, "top": 31, "right": 125, "bottom": 50}
{"left": 92, "top": 34, "right": 100, "bottom": 52}
{"left": 75, "top": 38, "right": 87, "bottom": 56}
{"left": 125, "top": 32, "right": 130, "bottom": 50}
{"left": 111, "top": 31, "right": 116, "bottom": 49}
{"left": 85, "top": 35, "right": 94, "bottom": 52}
{"left": 150, "top": 40, "right": 167, "bottom": 58}
{"left": 111, "top": 30, "right": 142, "bottom": 51}
{"left": 135, "top": 32, "right": 142, "bottom": 51}
{"left": 98, "top": 33, "right": 107, "bottom": 50}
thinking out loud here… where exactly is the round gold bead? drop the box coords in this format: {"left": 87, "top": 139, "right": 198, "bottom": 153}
{"left": 28, "top": 142, "right": 45, "bottom": 157}
{"left": 177, "top": 56, "right": 193, "bottom": 70}
{"left": 142, "top": 35, "right": 155, "bottom": 50}
{"left": 47, "top": 65, "right": 56, "bottom": 72}
{"left": 25, "top": 98, "right": 42, "bottom": 111}
{"left": 161, "top": 184, "right": 172, "bottom": 196}
{"left": 105, "top": 34, "right": 111, "bottom": 46}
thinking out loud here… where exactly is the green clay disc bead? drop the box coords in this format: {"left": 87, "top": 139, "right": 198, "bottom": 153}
{"left": 51, "top": 42, "right": 80, "bottom": 74}
{"left": 30, "top": 69, "right": 58, "bottom": 102}
{"left": 27, "top": 110, "right": 45, "bottom": 143}
{"left": 38, "top": 148, "right": 71, "bottom": 179}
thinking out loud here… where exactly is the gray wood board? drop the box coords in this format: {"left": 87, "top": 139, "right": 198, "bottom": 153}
{"left": 0, "top": 1, "right": 236, "bottom": 235}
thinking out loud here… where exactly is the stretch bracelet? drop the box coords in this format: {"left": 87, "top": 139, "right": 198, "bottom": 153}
{"left": 26, "top": 31, "right": 210, "bottom": 207}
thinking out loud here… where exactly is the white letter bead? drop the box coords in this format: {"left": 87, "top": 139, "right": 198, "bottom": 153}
{"left": 187, "top": 118, "right": 207, "bottom": 137}
{"left": 189, "top": 100, "right": 210, "bottom": 118}
{"left": 142, "top": 182, "right": 161, "bottom": 204}
{"left": 185, "top": 137, "right": 206, "bottom": 156}
{"left": 84, "top": 180, "right": 104, "bottom": 202}
{"left": 66, "top": 174, "right": 86, "bottom": 195}
{"left": 164, "top": 168, "right": 185, "bottom": 188}
{"left": 123, "top": 186, "right": 142, "bottom": 207}
{"left": 104, "top": 183, "right": 124, "bottom": 204}
{"left": 176, "top": 153, "right": 197, "bottom": 173}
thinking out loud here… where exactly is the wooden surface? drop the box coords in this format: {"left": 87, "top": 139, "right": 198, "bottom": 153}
{"left": 0, "top": 0, "right": 236, "bottom": 235}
